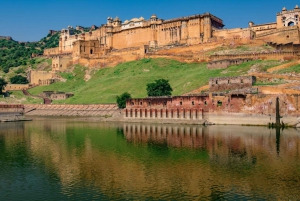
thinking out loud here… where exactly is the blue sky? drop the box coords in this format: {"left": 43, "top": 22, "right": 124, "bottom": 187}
{"left": 0, "top": 0, "right": 299, "bottom": 42}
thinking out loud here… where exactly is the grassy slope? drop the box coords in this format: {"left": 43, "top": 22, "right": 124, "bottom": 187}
{"left": 28, "top": 58, "right": 276, "bottom": 104}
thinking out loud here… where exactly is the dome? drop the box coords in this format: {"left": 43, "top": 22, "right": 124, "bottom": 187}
{"left": 150, "top": 14, "right": 157, "bottom": 19}
{"left": 282, "top": 7, "right": 287, "bottom": 11}
{"left": 130, "top": 18, "right": 140, "bottom": 22}
{"left": 113, "top": 16, "right": 120, "bottom": 21}
{"left": 139, "top": 16, "right": 145, "bottom": 21}
{"left": 295, "top": 5, "right": 299, "bottom": 9}
{"left": 123, "top": 20, "right": 129, "bottom": 24}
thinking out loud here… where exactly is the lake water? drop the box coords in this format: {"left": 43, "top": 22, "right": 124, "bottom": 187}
{"left": 0, "top": 117, "right": 300, "bottom": 200}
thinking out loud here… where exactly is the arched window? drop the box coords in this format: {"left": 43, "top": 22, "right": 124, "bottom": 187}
{"left": 90, "top": 49, "right": 93, "bottom": 54}
{"left": 288, "top": 21, "right": 295, "bottom": 26}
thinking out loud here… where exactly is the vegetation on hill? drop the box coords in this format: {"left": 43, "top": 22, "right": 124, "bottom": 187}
{"left": 116, "top": 92, "right": 131, "bottom": 109}
{"left": 0, "top": 78, "right": 7, "bottom": 94}
{"left": 0, "top": 32, "right": 59, "bottom": 73}
{"left": 146, "top": 79, "right": 173, "bottom": 96}
{"left": 10, "top": 75, "right": 28, "bottom": 84}
{"left": 26, "top": 58, "right": 281, "bottom": 104}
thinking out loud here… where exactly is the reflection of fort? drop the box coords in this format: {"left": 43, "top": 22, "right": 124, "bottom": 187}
{"left": 123, "top": 123, "right": 300, "bottom": 160}
{"left": 124, "top": 123, "right": 209, "bottom": 149}
{"left": 2, "top": 121, "right": 300, "bottom": 199}
{"left": 0, "top": 122, "right": 25, "bottom": 135}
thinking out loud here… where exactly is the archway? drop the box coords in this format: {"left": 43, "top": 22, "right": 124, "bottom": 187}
{"left": 288, "top": 21, "right": 295, "bottom": 26}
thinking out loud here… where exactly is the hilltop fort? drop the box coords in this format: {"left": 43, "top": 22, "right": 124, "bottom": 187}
{"left": 41, "top": 5, "right": 300, "bottom": 70}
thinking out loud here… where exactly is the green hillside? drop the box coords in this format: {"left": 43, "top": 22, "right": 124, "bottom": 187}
{"left": 26, "top": 58, "right": 280, "bottom": 104}
{"left": 0, "top": 32, "right": 59, "bottom": 74}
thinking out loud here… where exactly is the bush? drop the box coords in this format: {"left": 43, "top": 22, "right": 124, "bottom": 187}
{"left": 10, "top": 75, "right": 29, "bottom": 84}
{"left": 146, "top": 79, "right": 173, "bottom": 96}
{"left": 0, "top": 78, "right": 7, "bottom": 94}
{"left": 116, "top": 92, "right": 131, "bottom": 109}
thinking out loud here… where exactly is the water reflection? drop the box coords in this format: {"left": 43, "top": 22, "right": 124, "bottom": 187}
{"left": 0, "top": 119, "right": 300, "bottom": 200}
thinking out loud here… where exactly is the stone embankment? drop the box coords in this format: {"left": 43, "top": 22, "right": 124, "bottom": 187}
{"left": 24, "top": 104, "right": 119, "bottom": 117}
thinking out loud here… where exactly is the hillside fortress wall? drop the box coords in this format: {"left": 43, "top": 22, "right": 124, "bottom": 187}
{"left": 44, "top": 12, "right": 224, "bottom": 56}
{"left": 39, "top": 4, "right": 300, "bottom": 85}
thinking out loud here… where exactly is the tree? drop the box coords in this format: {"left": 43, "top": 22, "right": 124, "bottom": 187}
{"left": 116, "top": 92, "right": 131, "bottom": 109}
{"left": 10, "top": 75, "right": 29, "bottom": 84}
{"left": 0, "top": 78, "right": 7, "bottom": 94}
{"left": 146, "top": 79, "right": 173, "bottom": 97}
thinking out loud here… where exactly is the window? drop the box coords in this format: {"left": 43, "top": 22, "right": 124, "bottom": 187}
{"left": 192, "top": 101, "right": 194, "bottom": 105}
{"left": 288, "top": 21, "right": 295, "bottom": 26}
{"left": 217, "top": 100, "right": 222, "bottom": 107}
{"left": 241, "top": 79, "right": 243, "bottom": 83}
{"left": 180, "top": 101, "right": 182, "bottom": 105}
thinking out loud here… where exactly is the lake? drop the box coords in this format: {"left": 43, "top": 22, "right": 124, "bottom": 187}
{"left": 0, "top": 117, "right": 300, "bottom": 200}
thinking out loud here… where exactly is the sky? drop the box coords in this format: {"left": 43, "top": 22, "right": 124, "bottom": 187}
{"left": 0, "top": 0, "right": 299, "bottom": 42}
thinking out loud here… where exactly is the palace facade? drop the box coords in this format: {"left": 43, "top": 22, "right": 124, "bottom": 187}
{"left": 38, "top": 5, "right": 300, "bottom": 83}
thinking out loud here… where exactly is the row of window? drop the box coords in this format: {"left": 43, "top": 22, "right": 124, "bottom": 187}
{"left": 214, "top": 79, "right": 244, "bottom": 84}
{"left": 130, "top": 101, "right": 208, "bottom": 106}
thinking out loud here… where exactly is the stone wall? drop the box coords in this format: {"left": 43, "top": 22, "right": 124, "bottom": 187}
{"left": 213, "top": 28, "right": 252, "bottom": 40}
{"left": 24, "top": 104, "right": 118, "bottom": 117}
{"left": 50, "top": 93, "right": 74, "bottom": 100}
{"left": 125, "top": 94, "right": 300, "bottom": 123}
{"left": 207, "top": 58, "right": 252, "bottom": 69}
{"left": 4, "top": 84, "right": 30, "bottom": 92}
{"left": 28, "top": 70, "right": 54, "bottom": 86}
{"left": 51, "top": 55, "right": 72, "bottom": 72}
{"left": 0, "top": 104, "right": 24, "bottom": 121}
{"left": 44, "top": 13, "right": 224, "bottom": 58}
{"left": 209, "top": 51, "right": 298, "bottom": 61}
{"left": 209, "top": 76, "right": 255, "bottom": 92}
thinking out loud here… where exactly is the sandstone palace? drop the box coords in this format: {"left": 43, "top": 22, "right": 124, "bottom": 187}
{"left": 40, "top": 5, "right": 300, "bottom": 75}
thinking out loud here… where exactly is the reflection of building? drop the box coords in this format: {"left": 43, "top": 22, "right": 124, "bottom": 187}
{"left": 124, "top": 123, "right": 209, "bottom": 149}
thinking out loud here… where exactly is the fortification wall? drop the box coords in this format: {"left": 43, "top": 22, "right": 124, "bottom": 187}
{"left": 125, "top": 94, "right": 300, "bottom": 121}
{"left": 24, "top": 104, "right": 118, "bottom": 117}
{"left": 256, "top": 26, "right": 300, "bottom": 44}
{"left": 4, "top": 84, "right": 30, "bottom": 92}
{"left": 44, "top": 47, "right": 60, "bottom": 56}
{"left": 0, "top": 104, "right": 24, "bottom": 121}
{"left": 209, "top": 76, "right": 254, "bottom": 91}
{"left": 210, "top": 51, "right": 298, "bottom": 61}
{"left": 52, "top": 56, "right": 72, "bottom": 72}
{"left": 207, "top": 58, "right": 252, "bottom": 69}
{"left": 213, "top": 28, "right": 251, "bottom": 40}
{"left": 28, "top": 70, "right": 54, "bottom": 85}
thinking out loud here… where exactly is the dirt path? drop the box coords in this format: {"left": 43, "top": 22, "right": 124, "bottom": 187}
{"left": 267, "top": 60, "right": 300, "bottom": 73}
